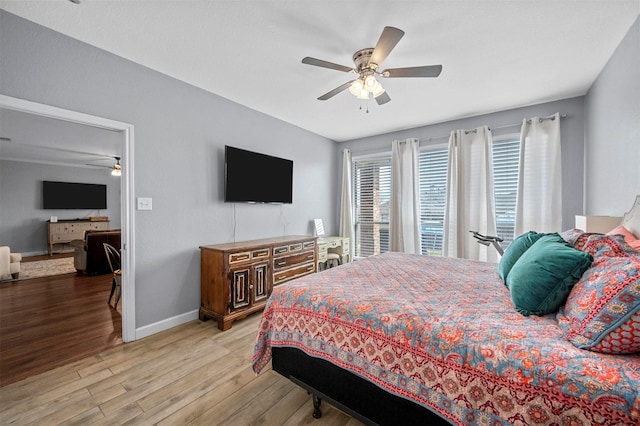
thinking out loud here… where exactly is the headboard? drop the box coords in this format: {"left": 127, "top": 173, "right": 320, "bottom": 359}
{"left": 622, "top": 195, "right": 640, "bottom": 237}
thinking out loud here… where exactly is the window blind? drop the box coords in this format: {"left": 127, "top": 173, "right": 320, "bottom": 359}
{"left": 418, "top": 148, "right": 448, "bottom": 255}
{"left": 352, "top": 156, "right": 391, "bottom": 257}
{"left": 492, "top": 138, "right": 520, "bottom": 248}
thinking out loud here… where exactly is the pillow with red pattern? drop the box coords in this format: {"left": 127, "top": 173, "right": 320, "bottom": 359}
{"left": 580, "top": 233, "right": 639, "bottom": 259}
{"left": 607, "top": 225, "right": 640, "bottom": 250}
{"left": 561, "top": 230, "right": 605, "bottom": 252}
{"left": 557, "top": 256, "right": 640, "bottom": 354}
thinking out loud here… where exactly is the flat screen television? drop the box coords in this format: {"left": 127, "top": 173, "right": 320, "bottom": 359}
{"left": 43, "top": 181, "right": 107, "bottom": 210}
{"left": 224, "top": 145, "right": 293, "bottom": 204}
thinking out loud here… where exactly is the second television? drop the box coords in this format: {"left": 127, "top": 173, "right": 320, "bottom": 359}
{"left": 224, "top": 145, "right": 293, "bottom": 204}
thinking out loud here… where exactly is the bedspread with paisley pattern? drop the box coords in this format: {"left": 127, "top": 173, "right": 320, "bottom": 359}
{"left": 252, "top": 252, "right": 639, "bottom": 425}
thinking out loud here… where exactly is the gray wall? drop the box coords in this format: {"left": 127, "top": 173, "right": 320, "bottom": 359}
{"left": 339, "top": 97, "right": 586, "bottom": 231}
{"left": 0, "top": 160, "right": 122, "bottom": 255}
{"left": 0, "top": 11, "right": 338, "bottom": 329}
{"left": 584, "top": 17, "right": 639, "bottom": 215}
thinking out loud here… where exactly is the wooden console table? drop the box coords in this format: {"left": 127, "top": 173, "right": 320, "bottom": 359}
{"left": 317, "top": 236, "right": 350, "bottom": 270}
{"left": 199, "top": 235, "right": 317, "bottom": 331}
{"left": 47, "top": 218, "right": 110, "bottom": 255}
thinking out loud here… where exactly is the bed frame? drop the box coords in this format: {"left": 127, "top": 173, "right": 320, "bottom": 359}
{"left": 622, "top": 195, "right": 640, "bottom": 237}
{"left": 270, "top": 194, "right": 640, "bottom": 425}
{"left": 272, "top": 347, "right": 451, "bottom": 425}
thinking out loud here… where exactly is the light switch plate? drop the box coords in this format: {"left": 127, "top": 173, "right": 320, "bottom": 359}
{"left": 137, "top": 197, "right": 152, "bottom": 210}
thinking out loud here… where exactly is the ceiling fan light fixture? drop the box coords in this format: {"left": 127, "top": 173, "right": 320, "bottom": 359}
{"left": 357, "top": 89, "right": 370, "bottom": 100}
{"left": 349, "top": 79, "right": 364, "bottom": 96}
{"left": 111, "top": 157, "right": 122, "bottom": 176}
{"left": 364, "top": 75, "right": 377, "bottom": 89}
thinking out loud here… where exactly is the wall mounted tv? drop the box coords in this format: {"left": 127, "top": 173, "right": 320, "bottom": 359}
{"left": 224, "top": 145, "right": 293, "bottom": 204}
{"left": 42, "top": 181, "right": 107, "bottom": 210}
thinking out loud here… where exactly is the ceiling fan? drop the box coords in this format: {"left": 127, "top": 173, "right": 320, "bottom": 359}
{"left": 85, "top": 156, "right": 121, "bottom": 176}
{"left": 302, "top": 26, "right": 442, "bottom": 105}
{"left": 0, "top": 138, "right": 121, "bottom": 174}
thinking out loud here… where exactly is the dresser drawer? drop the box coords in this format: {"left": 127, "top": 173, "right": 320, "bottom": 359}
{"left": 273, "top": 245, "right": 289, "bottom": 256}
{"left": 273, "top": 250, "right": 315, "bottom": 270}
{"left": 327, "top": 240, "right": 340, "bottom": 249}
{"left": 251, "top": 248, "right": 270, "bottom": 260}
{"left": 341, "top": 239, "right": 350, "bottom": 251}
{"left": 289, "top": 243, "right": 303, "bottom": 252}
{"left": 228, "top": 247, "right": 271, "bottom": 265}
{"left": 228, "top": 251, "right": 251, "bottom": 264}
{"left": 273, "top": 262, "right": 315, "bottom": 285}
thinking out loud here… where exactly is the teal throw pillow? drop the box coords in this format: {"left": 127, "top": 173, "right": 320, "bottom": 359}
{"left": 498, "top": 231, "right": 545, "bottom": 283}
{"left": 506, "top": 233, "right": 593, "bottom": 316}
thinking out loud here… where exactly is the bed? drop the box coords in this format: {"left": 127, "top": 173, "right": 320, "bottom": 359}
{"left": 252, "top": 197, "right": 640, "bottom": 425}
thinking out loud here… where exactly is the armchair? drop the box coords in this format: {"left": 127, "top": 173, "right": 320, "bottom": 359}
{"left": 70, "top": 230, "right": 121, "bottom": 276}
{"left": 0, "top": 246, "right": 22, "bottom": 280}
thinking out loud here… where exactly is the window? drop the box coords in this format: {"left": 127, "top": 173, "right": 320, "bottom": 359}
{"left": 352, "top": 156, "right": 391, "bottom": 257}
{"left": 418, "top": 147, "right": 448, "bottom": 255}
{"left": 492, "top": 136, "right": 520, "bottom": 248}
{"left": 351, "top": 136, "right": 521, "bottom": 258}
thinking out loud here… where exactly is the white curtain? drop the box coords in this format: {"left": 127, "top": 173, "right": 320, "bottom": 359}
{"left": 515, "top": 113, "right": 562, "bottom": 235}
{"left": 339, "top": 149, "right": 354, "bottom": 259}
{"left": 443, "top": 126, "right": 497, "bottom": 262}
{"left": 390, "top": 139, "right": 421, "bottom": 254}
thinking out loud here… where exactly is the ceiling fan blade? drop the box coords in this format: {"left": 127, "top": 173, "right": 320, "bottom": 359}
{"left": 5, "top": 140, "right": 116, "bottom": 159}
{"left": 382, "top": 65, "right": 443, "bottom": 78}
{"left": 85, "top": 164, "right": 112, "bottom": 169}
{"left": 368, "top": 26, "right": 405, "bottom": 67}
{"left": 375, "top": 91, "right": 391, "bottom": 105}
{"left": 317, "top": 80, "right": 355, "bottom": 101}
{"left": 302, "top": 57, "right": 353, "bottom": 72}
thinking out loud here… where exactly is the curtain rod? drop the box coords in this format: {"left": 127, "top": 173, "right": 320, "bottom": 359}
{"left": 420, "top": 113, "right": 568, "bottom": 142}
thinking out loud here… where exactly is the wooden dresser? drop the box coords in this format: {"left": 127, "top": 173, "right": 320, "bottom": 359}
{"left": 199, "top": 235, "right": 317, "bottom": 330}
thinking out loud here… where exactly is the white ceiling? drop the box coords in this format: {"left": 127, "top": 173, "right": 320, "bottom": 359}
{"left": 0, "top": 0, "right": 638, "bottom": 144}
{"left": 0, "top": 108, "right": 122, "bottom": 169}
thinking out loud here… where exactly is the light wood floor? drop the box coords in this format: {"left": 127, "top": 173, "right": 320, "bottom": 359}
{"left": 0, "top": 312, "right": 361, "bottom": 425}
{"left": 0, "top": 256, "right": 360, "bottom": 425}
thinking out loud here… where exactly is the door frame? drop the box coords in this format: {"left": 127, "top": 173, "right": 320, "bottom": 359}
{"left": 0, "top": 94, "right": 137, "bottom": 342}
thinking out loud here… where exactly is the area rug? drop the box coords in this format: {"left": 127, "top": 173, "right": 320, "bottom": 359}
{"left": 9, "top": 257, "right": 76, "bottom": 281}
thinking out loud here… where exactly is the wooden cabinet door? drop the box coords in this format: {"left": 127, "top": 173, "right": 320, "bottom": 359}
{"left": 230, "top": 267, "right": 251, "bottom": 311}
{"left": 229, "top": 262, "right": 271, "bottom": 312}
{"left": 252, "top": 262, "right": 271, "bottom": 303}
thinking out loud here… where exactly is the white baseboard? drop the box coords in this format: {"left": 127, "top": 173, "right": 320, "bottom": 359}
{"left": 135, "top": 309, "right": 200, "bottom": 340}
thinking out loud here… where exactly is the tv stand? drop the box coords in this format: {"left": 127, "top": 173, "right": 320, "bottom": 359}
{"left": 47, "top": 218, "right": 110, "bottom": 255}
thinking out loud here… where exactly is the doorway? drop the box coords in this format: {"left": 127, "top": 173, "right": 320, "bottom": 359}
{"left": 0, "top": 94, "right": 136, "bottom": 342}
